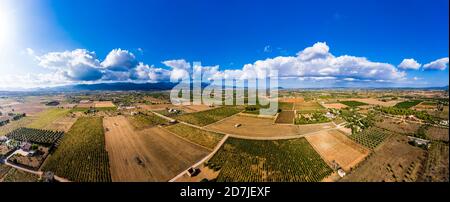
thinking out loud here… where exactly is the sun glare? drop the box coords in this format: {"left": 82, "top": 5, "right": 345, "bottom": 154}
{"left": 0, "top": 3, "right": 15, "bottom": 48}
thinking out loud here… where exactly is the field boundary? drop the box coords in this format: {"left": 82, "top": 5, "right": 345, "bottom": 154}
{"left": 169, "top": 134, "right": 230, "bottom": 182}
{"left": 158, "top": 125, "right": 213, "bottom": 152}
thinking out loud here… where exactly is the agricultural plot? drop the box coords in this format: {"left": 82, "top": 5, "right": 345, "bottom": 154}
{"left": 419, "top": 142, "right": 449, "bottom": 182}
{"left": 375, "top": 118, "right": 420, "bottom": 135}
{"left": 394, "top": 100, "right": 422, "bottom": 109}
{"left": 206, "top": 138, "right": 333, "bottom": 182}
{"left": 294, "top": 101, "right": 325, "bottom": 112}
{"left": 6, "top": 127, "right": 64, "bottom": 146}
{"left": 176, "top": 106, "right": 242, "bottom": 126}
{"left": 305, "top": 130, "right": 370, "bottom": 171}
{"left": 425, "top": 127, "right": 449, "bottom": 142}
{"left": 349, "top": 127, "right": 390, "bottom": 149}
{"left": 275, "top": 111, "right": 295, "bottom": 124}
{"left": 27, "top": 108, "right": 71, "bottom": 129}
{"left": 42, "top": 117, "right": 111, "bottom": 182}
{"left": 341, "top": 135, "right": 426, "bottom": 182}
{"left": 165, "top": 123, "right": 224, "bottom": 149}
{"left": 341, "top": 98, "right": 400, "bottom": 107}
{"left": 126, "top": 113, "right": 167, "bottom": 130}
{"left": 0, "top": 117, "right": 33, "bottom": 136}
{"left": 94, "top": 101, "right": 115, "bottom": 108}
{"left": 322, "top": 103, "right": 348, "bottom": 109}
{"left": 104, "top": 116, "right": 209, "bottom": 182}
{"left": 339, "top": 101, "right": 368, "bottom": 107}
{"left": 0, "top": 168, "right": 39, "bottom": 182}
{"left": 278, "top": 102, "right": 294, "bottom": 111}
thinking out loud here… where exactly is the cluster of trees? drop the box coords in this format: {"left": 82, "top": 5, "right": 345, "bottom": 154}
{"left": 378, "top": 107, "right": 435, "bottom": 123}
{"left": 294, "top": 112, "right": 330, "bottom": 125}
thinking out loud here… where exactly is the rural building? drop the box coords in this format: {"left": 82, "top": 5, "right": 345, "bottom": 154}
{"left": 407, "top": 136, "right": 431, "bottom": 148}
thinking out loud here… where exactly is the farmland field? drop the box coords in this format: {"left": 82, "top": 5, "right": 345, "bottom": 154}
{"left": 305, "top": 130, "right": 370, "bottom": 171}
{"left": 206, "top": 114, "right": 334, "bottom": 137}
{"left": 278, "top": 102, "right": 294, "bottom": 111}
{"left": 275, "top": 111, "right": 294, "bottom": 124}
{"left": 339, "top": 101, "right": 368, "bottom": 107}
{"left": 126, "top": 113, "right": 167, "bottom": 130}
{"left": 6, "top": 127, "right": 64, "bottom": 146}
{"left": 0, "top": 117, "right": 34, "bottom": 136}
{"left": 341, "top": 98, "right": 400, "bottom": 107}
{"left": 0, "top": 168, "right": 39, "bottom": 182}
{"left": 419, "top": 142, "right": 449, "bottom": 182}
{"left": 375, "top": 118, "right": 420, "bottom": 135}
{"left": 394, "top": 100, "right": 422, "bottom": 109}
{"left": 349, "top": 127, "right": 390, "bottom": 149}
{"left": 27, "top": 108, "right": 71, "bottom": 129}
{"left": 322, "top": 103, "right": 348, "bottom": 109}
{"left": 94, "top": 101, "right": 115, "bottom": 108}
{"left": 42, "top": 117, "right": 111, "bottom": 182}
{"left": 104, "top": 116, "right": 209, "bottom": 182}
{"left": 176, "top": 106, "right": 242, "bottom": 126}
{"left": 425, "top": 126, "right": 449, "bottom": 142}
{"left": 165, "top": 123, "right": 224, "bottom": 149}
{"left": 341, "top": 135, "right": 426, "bottom": 182}
{"left": 206, "top": 138, "right": 333, "bottom": 182}
{"left": 294, "top": 101, "right": 325, "bottom": 112}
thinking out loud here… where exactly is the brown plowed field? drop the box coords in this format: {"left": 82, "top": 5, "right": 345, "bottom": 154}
{"left": 275, "top": 111, "right": 294, "bottom": 124}
{"left": 305, "top": 130, "right": 370, "bottom": 172}
{"left": 104, "top": 116, "right": 210, "bottom": 182}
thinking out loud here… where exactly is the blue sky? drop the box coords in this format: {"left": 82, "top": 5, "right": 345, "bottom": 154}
{"left": 0, "top": 0, "right": 448, "bottom": 89}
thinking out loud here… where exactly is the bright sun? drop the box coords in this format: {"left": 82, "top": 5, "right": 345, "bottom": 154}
{"left": 0, "top": 4, "right": 15, "bottom": 47}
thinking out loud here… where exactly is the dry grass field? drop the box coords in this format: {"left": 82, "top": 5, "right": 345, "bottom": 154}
{"left": 322, "top": 103, "right": 348, "bottom": 109}
{"left": 275, "top": 111, "right": 295, "bottom": 124}
{"left": 426, "top": 126, "right": 449, "bottom": 142}
{"left": 138, "top": 103, "right": 175, "bottom": 111}
{"left": 375, "top": 118, "right": 420, "bottom": 135}
{"left": 305, "top": 130, "right": 370, "bottom": 171}
{"left": 182, "top": 105, "right": 217, "bottom": 112}
{"left": 104, "top": 116, "right": 210, "bottom": 182}
{"left": 94, "top": 101, "right": 115, "bottom": 108}
{"left": 340, "top": 98, "right": 400, "bottom": 107}
{"left": 294, "top": 101, "right": 325, "bottom": 112}
{"left": 341, "top": 135, "right": 426, "bottom": 182}
{"left": 279, "top": 97, "right": 304, "bottom": 103}
{"left": 205, "top": 114, "right": 335, "bottom": 137}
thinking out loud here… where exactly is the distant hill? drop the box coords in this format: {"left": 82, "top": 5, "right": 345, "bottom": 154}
{"left": 40, "top": 82, "right": 179, "bottom": 92}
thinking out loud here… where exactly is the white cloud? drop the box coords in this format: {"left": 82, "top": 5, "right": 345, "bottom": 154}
{"left": 101, "top": 48, "right": 137, "bottom": 71}
{"left": 398, "top": 58, "right": 421, "bottom": 70}
{"left": 214, "top": 42, "right": 406, "bottom": 82}
{"left": 423, "top": 57, "right": 449, "bottom": 70}
{"left": 263, "top": 45, "right": 272, "bottom": 53}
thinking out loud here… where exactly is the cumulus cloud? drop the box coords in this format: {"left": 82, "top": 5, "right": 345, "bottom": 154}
{"left": 423, "top": 57, "right": 449, "bottom": 70}
{"left": 211, "top": 42, "right": 406, "bottom": 82}
{"left": 101, "top": 49, "right": 138, "bottom": 71}
{"left": 398, "top": 58, "right": 421, "bottom": 70}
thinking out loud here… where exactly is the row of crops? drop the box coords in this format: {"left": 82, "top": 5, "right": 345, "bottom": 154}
{"left": 177, "top": 106, "right": 243, "bottom": 126}
{"left": 6, "top": 127, "right": 64, "bottom": 146}
{"left": 394, "top": 100, "right": 422, "bottom": 109}
{"left": 206, "top": 138, "right": 333, "bottom": 182}
{"left": 339, "top": 101, "right": 368, "bottom": 107}
{"left": 41, "top": 117, "right": 111, "bottom": 182}
{"left": 349, "top": 127, "right": 390, "bottom": 149}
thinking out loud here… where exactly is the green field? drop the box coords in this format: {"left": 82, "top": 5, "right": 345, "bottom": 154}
{"left": 1, "top": 168, "right": 39, "bottom": 182}
{"left": 340, "top": 101, "right": 368, "bottom": 107}
{"left": 165, "top": 123, "right": 224, "bottom": 149}
{"left": 42, "top": 117, "right": 111, "bottom": 182}
{"left": 394, "top": 100, "right": 422, "bottom": 109}
{"left": 27, "top": 108, "right": 71, "bottom": 129}
{"left": 177, "top": 106, "right": 242, "bottom": 126}
{"left": 206, "top": 138, "right": 332, "bottom": 182}
{"left": 349, "top": 127, "right": 390, "bottom": 149}
{"left": 127, "top": 113, "right": 167, "bottom": 130}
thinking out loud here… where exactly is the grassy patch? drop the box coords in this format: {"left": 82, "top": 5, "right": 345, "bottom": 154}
{"left": 340, "top": 101, "right": 368, "bottom": 107}
{"left": 394, "top": 100, "right": 422, "bottom": 109}
{"left": 177, "top": 106, "right": 243, "bottom": 126}
{"left": 165, "top": 123, "right": 224, "bottom": 149}
{"left": 27, "top": 108, "right": 71, "bottom": 129}
{"left": 127, "top": 113, "right": 167, "bottom": 130}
